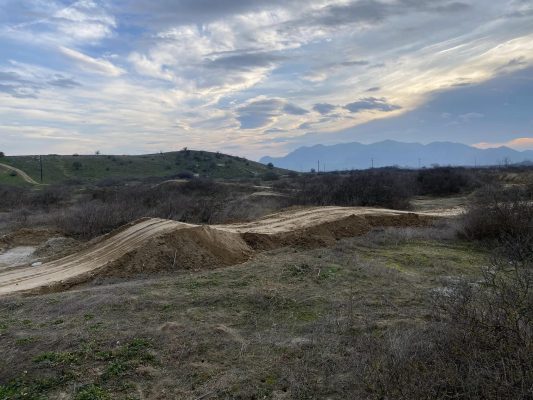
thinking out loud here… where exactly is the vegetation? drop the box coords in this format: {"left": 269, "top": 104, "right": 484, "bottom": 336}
{"left": 274, "top": 166, "right": 486, "bottom": 209}
{"left": 0, "top": 150, "right": 286, "bottom": 184}
{"left": 0, "top": 166, "right": 531, "bottom": 398}
{"left": 0, "top": 222, "right": 493, "bottom": 399}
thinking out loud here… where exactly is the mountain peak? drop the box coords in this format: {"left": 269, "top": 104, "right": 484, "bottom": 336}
{"left": 260, "top": 141, "right": 533, "bottom": 171}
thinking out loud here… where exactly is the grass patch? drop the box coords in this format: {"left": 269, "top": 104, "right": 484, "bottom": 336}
{"left": 1, "top": 150, "right": 286, "bottom": 184}
{"left": 357, "top": 240, "right": 487, "bottom": 277}
{"left": 0, "top": 232, "right": 494, "bottom": 399}
{"left": 74, "top": 384, "right": 110, "bottom": 400}
{"left": 34, "top": 351, "right": 81, "bottom": 366}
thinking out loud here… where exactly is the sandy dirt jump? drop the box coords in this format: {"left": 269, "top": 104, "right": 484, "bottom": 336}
{"left": 0, "top": 163, "right": 40, "bottom": 185}
{"left": 0, "top": 206, "right": 444, "bottom": 295}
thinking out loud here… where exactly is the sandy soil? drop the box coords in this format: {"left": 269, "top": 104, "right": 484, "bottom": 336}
{"left": 217, "top": 206, "right": 457, "bottom": 234}
{"left": 0, "top": 206, "right": 455, "bottom": 296}
{"left": 0, "top": 219, "right": 190, "bottom": 295}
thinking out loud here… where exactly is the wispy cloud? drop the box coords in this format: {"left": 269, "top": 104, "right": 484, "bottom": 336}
{"left": 59, "top": 47, "right": 125, "bottom": 77}
{"left": 1, "top": 0, "right": 533, "bottom": 157}
{"left": 344, "top": 97, "right": 401, "bottom": 113}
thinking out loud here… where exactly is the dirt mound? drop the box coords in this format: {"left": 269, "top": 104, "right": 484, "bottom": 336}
{"left": 101, "top": 226, "right": 253, "bottom": 277}
{"left": 0, "top": 228, "right": 58, "bottom": 251}
{"left": 220, "top": 207, "right": 433, "bottom": 250}
{"left": 0, "top": 219, "right": 252, "bottom": 295}
{"left": 0, "top": 207, "right": 441, "bottom": 296}
{"left": 33, "top": 237, "right": 80, "bottom": 259}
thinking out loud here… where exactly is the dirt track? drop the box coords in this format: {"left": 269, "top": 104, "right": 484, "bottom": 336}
{"left": 0, "top": 163, "right": 39, "bottom": 185}
{"left": 216, "top": 206, "right": 442, "bottom": 234}
{"left": 0, "top": 206, "right": 450, "bottom": 295}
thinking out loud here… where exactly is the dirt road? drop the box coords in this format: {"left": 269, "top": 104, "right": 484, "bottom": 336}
{"left": 0, "top": 206, "right": 455, "bottom": 295}
{"left": 0, "top": 163, "right": 39, "bottom": 185}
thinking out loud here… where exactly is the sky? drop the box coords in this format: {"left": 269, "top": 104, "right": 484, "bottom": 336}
{"left": 1, "top": 0, "right": 533, "bottom": 159}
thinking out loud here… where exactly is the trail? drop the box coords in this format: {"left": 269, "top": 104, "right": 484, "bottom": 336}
{"left": 0, "top": 163, "right": 40, "bottom": 185}
{"left": 0, "top": 206, "right": 452, "bottom": 296}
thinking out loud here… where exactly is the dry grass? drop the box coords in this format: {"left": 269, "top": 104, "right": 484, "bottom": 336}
{"left": 0, "top": 227, "right": 491, "bottom": 399}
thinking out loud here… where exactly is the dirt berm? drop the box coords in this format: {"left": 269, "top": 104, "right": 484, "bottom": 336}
{"left": 0, "top": 207, "right": 438, "bottom": 295}
{"left": 0, "top": 219, "right": 252, "bottom": 295}
{"left": 216, "top": 206, "right": 431, "bottom": 250}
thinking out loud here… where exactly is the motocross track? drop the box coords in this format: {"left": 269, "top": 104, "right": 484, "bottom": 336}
{"left": 0, "top": 206, "right": 447, "bottom": 295}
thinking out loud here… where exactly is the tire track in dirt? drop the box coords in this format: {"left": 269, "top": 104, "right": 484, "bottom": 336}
{"left": 0, "top": 206, "right": 454, "bottom": 296}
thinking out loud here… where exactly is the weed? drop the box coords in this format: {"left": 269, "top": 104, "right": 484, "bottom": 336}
{"left": 15, "top": 337, "right": 37, "bottom": 346}
{"left": 34, "top": 351, "right": 80, "bottom": 366}
{"left": 74, "top": 384, "right": 110, "bottom": 400}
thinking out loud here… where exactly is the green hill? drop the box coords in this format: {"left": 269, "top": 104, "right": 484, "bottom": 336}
{"left": 0, "top": 151, "right": 286, "bottom": 185}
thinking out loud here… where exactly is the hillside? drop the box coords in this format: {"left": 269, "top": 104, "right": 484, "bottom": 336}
{"left": 0, "top": 150, "right": 285, "bottom": 184}
{"left": 261, "top": 140, "right": 533, "bottom": 171}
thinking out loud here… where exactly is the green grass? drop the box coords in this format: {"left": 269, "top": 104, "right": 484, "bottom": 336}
{"left": 0, "top": 233, "right": 490, "bottom": 399}
{"left": 0, "top": 167, "right": 29, "bottom": 186}
{"left": 356, "top": 240, "right": 487, "bottom": 277}
{"left": 0, "top": 150, "right": 287, "bottom": 184}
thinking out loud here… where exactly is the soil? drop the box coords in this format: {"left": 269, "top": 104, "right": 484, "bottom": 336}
{"left": 0, "top": 246, "right": 36, "bottom": 270}
{"left": 0, "top": 206, "right": 451, "bottom": 296}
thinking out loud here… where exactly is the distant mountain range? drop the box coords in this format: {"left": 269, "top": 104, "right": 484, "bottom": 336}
{"left": 260, "top": 140, "right": 533, "bottom": 171}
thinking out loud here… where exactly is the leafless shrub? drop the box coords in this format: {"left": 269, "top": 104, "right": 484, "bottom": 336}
{"left": 417, "top": 167, "right": 480, "bottom": 196}
{"left": 292, "top": 168, "right": 416, "bottom": 210}
{"left": 461, "top": 185, "right": 533, "bottom": 243}
{"left": 29, "top": 185, "right": 70, "bottom": 209}
{"left": 54, "top": 201, "right": 143, "bottom": 239}
{"left": 0, "top": 185, "right": 26, "bottom": 210}
{"left": 355, "top": 239, "right": 533, "bottom": 399}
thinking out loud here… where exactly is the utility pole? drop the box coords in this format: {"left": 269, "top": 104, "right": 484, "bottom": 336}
{"left": 371, "top": 158, "right": 374, "bottom": 169}
{"left": 39, "top": 155, "right": 43, "bottom": 183}
{"left": 317, "top": 160, "right": 320, "bottom": 173}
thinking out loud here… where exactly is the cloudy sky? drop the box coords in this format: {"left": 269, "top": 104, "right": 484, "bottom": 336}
{"left": 1, "top": 0, "right": 533, "bottom": 158}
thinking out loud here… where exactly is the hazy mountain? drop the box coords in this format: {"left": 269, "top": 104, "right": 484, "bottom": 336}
{"left": 260, "top": 140, "right": 533, "bottom": 171}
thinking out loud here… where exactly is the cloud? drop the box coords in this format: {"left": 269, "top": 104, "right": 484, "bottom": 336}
{"left": 2, "top": 0, "right": 533, "bottom": 159}
{"left": 0, "top": 66, "right": 83, "bottom": 97}
{"left": 344, "top": 97, "right": 401, "bottom": 113}
{"left": 0, "top": 71, "right": 40, "bottom": 98}
{"left": 283, "top": 103, "right": 308, "bottom": 115}
{"left": 459, "top": 112, "right": 484, "bottom": 122}
{"left": 60, "top": 46, "right": 125, "bottom": 76}
{"left": 205, "top": 51, "right": 286, "bottom": 70}
{"left": 237, "top": 98, "right": 308, "bottom": 129}
{"left": 119, "top": 0, "right": 305, "bottom": 28}
{"left": 3, "top": 0, "right": 116, "bottom": 46}
{"left": 313, "top": 103, "right": 337, "bottom": 115}
{"left": 304, "top": 60, "right": 369, "bottom": 82}
{"left": 473, "top": 137, "right": 533, "bottom": 150}
{"left": 48, "top": 76, "right": 81, "bottom": 88}
{"left": 301, "top": 0, "right": 471, "bottom": 28}
{"left": 53, "top": 0, "right": 116, "bottom": 41}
